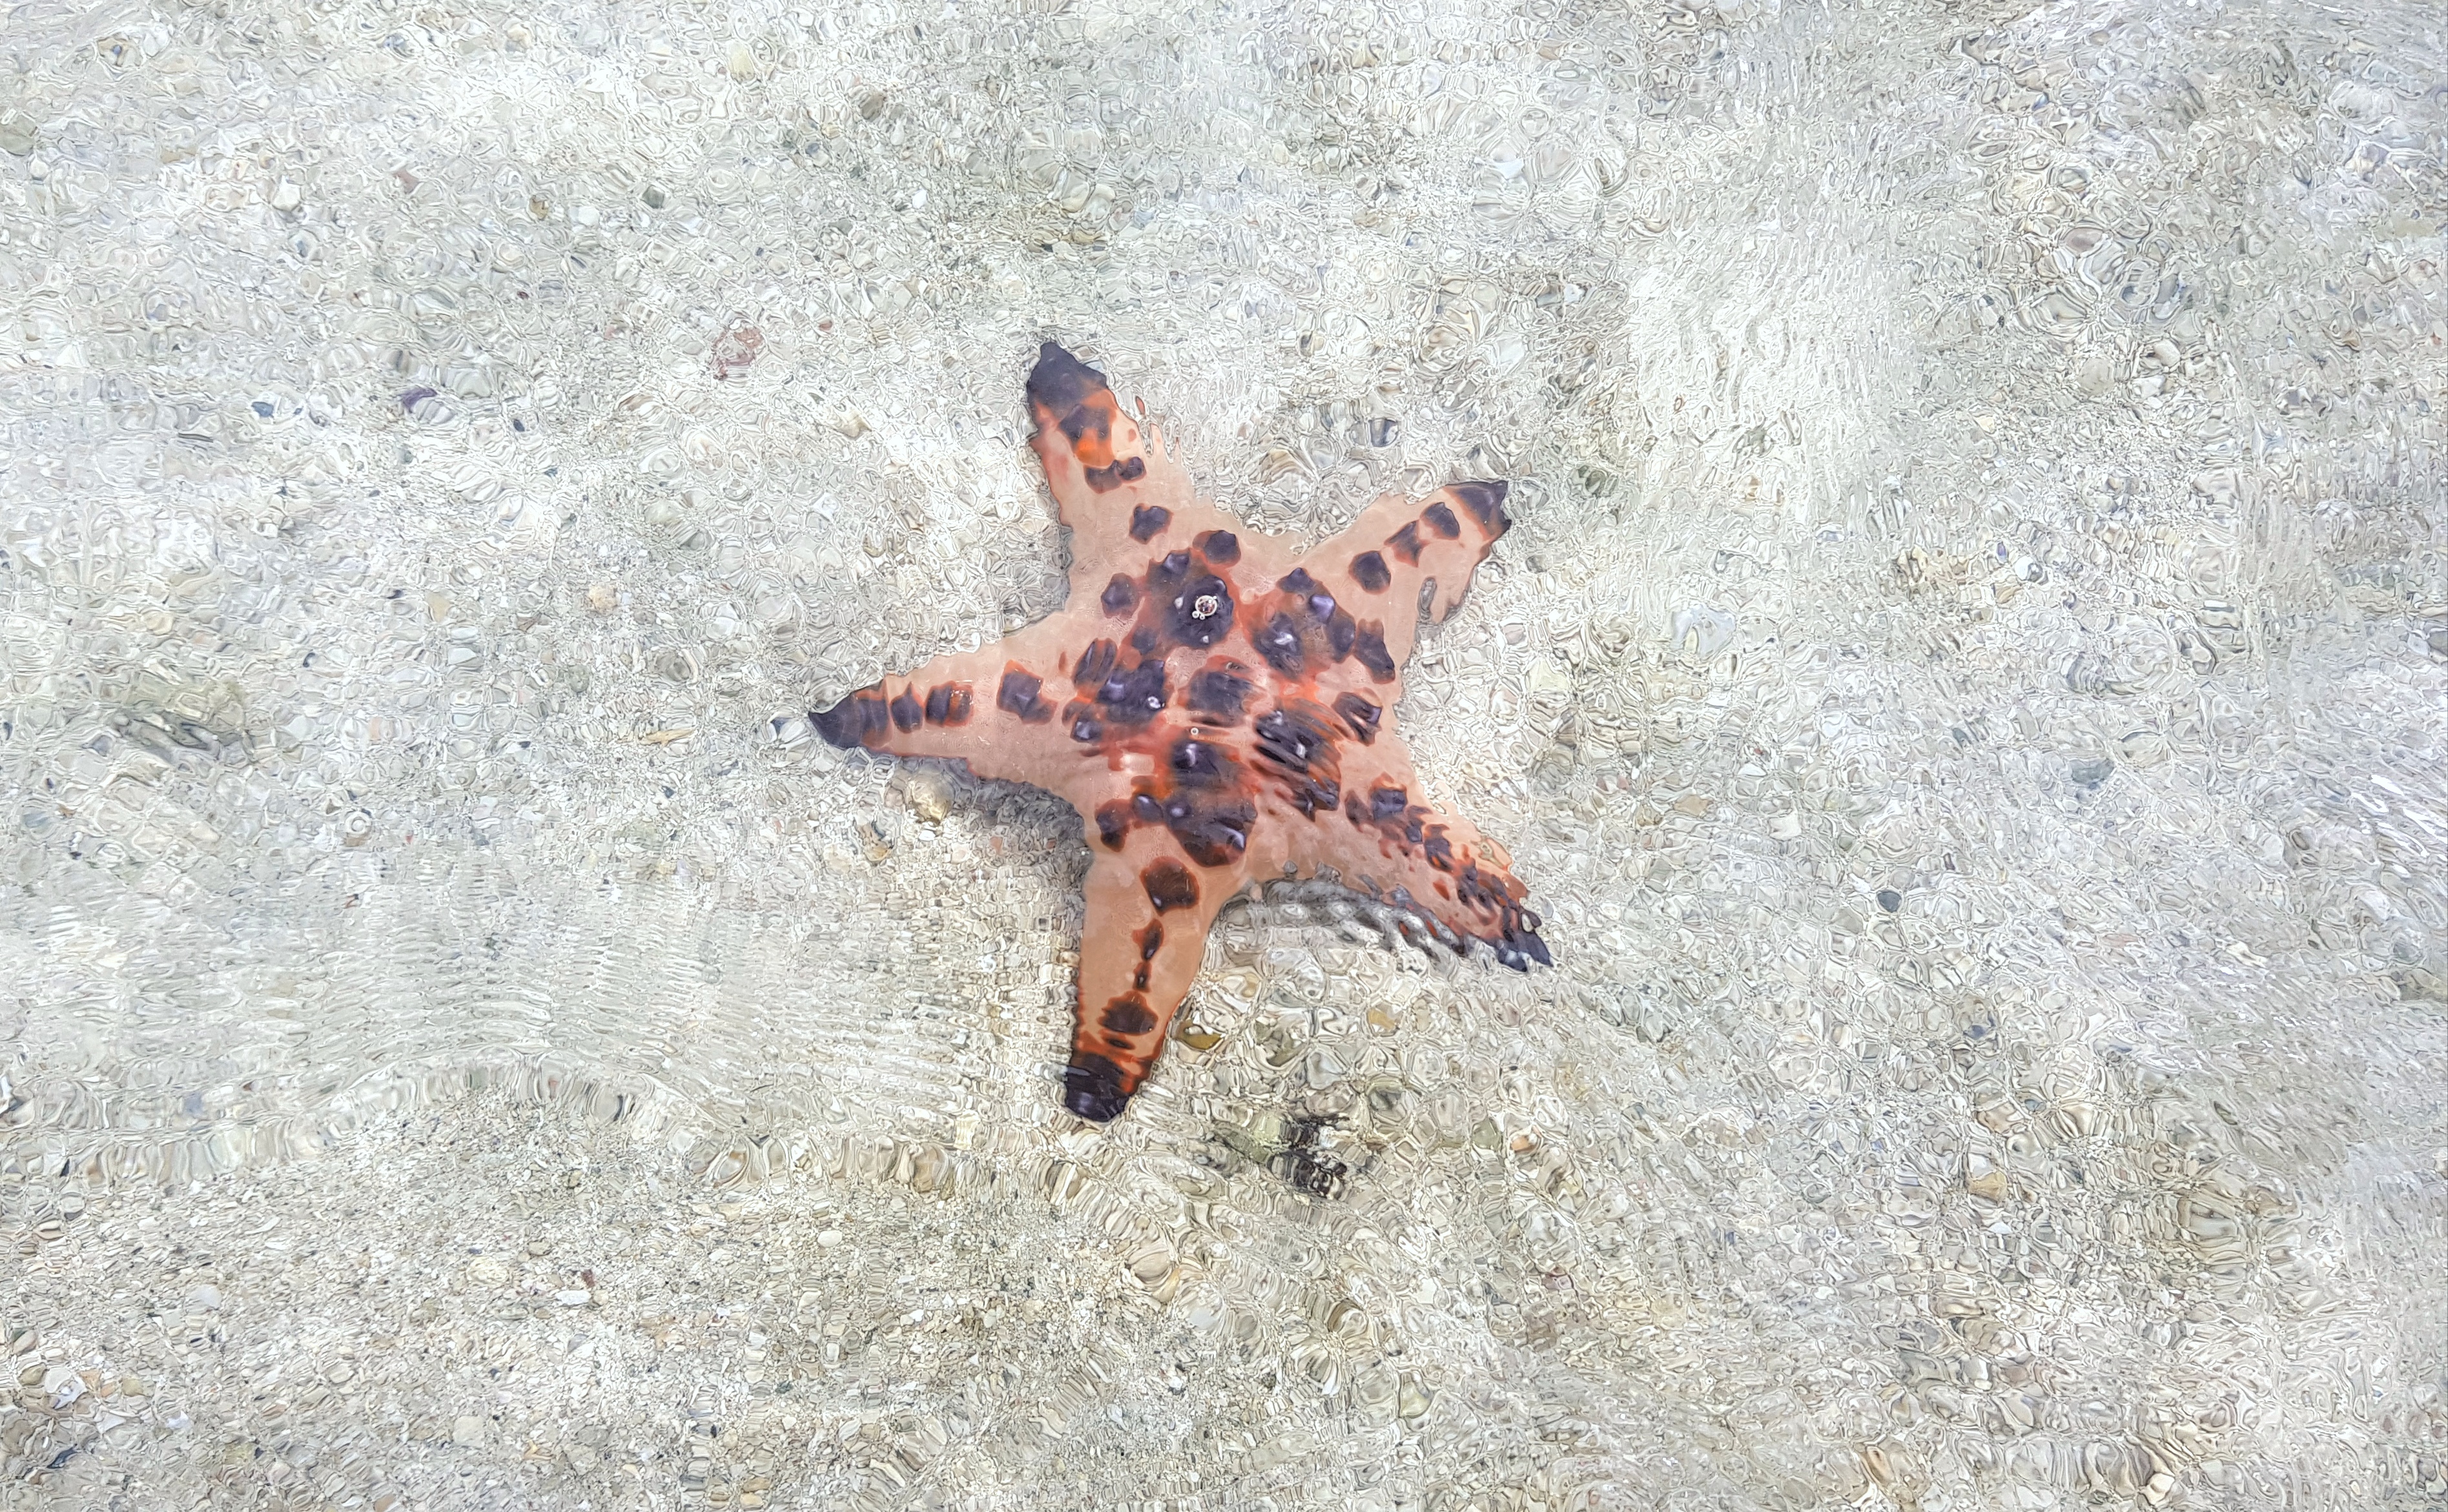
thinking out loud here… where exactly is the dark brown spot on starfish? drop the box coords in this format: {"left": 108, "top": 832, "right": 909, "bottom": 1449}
{"left": 1332, "top": 691, "right": 1381, "bottom": 742}
{"left": 1256, "top": 611, "right": 1303, "bottom": 676}
{"left": 1095, "top": 658, "right": 1166, "bottom": 725}
{"left": 1350, "top": 551, "right": 1391, "bottom": 592}
{"left": 1073, "top": 638, "right": 1118, "bottom": 691}
{"left": 923, "top": 682, "right": 972, "bottom": 726}
{"left": 1159, "top": 735, "right": 1255, "bottom": 864}
{"left": 1169, "top": 733, "right": 1229, "bottom": 782}
{"left": 812, "top": 686, "right": 889, "bottom": 750}
{"left": 1134, "top": 919, "right": 1164, "bottom": 961}
{"left": 1196, "top": 529, "right": 1240, "bottom": 564}
{"left": 1326, "top": 608, "right": 1357, "bottom": 661}
{"left": 1346, "top": 783, "right": 1427, "bottom": 847}
{"left": 1063, "top": 1052, "right": 1131, "bottom": 1123}
{"left": 889, "top": 690, "right": 921, "bottom": 732}
{"left": 1386, "top": 520, "right": 1425, "bottom": 565}
{"left": 1095, "top": 801, "right": 1130, "bottom": 850}
{"left": 1255, "top": 579, "right": 1360, "bottom": 677}
{"left": 1353, "top": 622, "right": 1397, "bottom": 682}
{"left": 1186, "top": 662, "right": 1252, "bottom": 724}
{"left": 1163, "top": 795, "right": 1251, "bottom": 867}
{"left": 1129, "top": 503, "right": 1171, "bottom": 542}
{"left": 1083, "top": 455, "right": 1146, "bottom": 492}
{"left": 1142, "top": 857, "right": 1199, "bottom": 912}
{"left": 1025, "top": 342, "right": 1110, "bottom": 419}
{"left": 1058, "top": 400, "right": 1111, "bottom": 450}
{"left": 1100, "top": 994, "right": 1157, "bottom": 1037}
{"left": 1163, "top": 573, "right": 1235, "bottom": 649}
{"left": 1252, "top": 703, "right": 1342, "bottom": 817}
{"left": 1450, "top": 479, "right": 1510, "bottom": 534}
{"left": 1101, "top": 575, "right": 1140, "bottom": 616}
{"left": 1252, "top": 706, "right": 1331, "bottom": 773}
{"left": 998, "top": 665, "right": 1053, "bottom": 722}
{"left": 1422, "top": 501, "right": 1461, "bottom": 538}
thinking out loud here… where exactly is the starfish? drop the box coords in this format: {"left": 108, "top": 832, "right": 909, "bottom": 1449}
{"left": 814, "top": 343, "right": 1550, "bottom": 1122}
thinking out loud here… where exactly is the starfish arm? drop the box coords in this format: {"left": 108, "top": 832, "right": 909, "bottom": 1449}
{"left": 1300, "top": 480, "right": 1514, "bottom": 671}
{"left": 808, "top": 618, "right": 1111, "bottom": 789}
{"left": 1287, "top": 742, "right": 1550, "bottom": 972}
{"left": 1061, "top": 840, "right": 1239, "bottom": 1121}
{"left": 1025, "top": 343, "right": 1267, "bottom": 598}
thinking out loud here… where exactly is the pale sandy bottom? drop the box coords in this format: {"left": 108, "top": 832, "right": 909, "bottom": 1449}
{"left": 1, "top": 0, "right": 2443, "bottom": 1507}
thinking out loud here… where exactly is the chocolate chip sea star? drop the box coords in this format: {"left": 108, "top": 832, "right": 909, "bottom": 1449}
{"left": 814, "top": 343, "right": 1550, "bottom": 1121}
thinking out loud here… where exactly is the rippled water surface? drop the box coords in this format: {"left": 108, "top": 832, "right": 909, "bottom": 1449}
{"left": 3, "top": 0, "right": 2443, "bottom": 1506}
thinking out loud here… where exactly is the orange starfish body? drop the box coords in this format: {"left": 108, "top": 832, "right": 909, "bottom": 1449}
{"left": 815, "top": 343, "right": 1548, "bottom": 1121}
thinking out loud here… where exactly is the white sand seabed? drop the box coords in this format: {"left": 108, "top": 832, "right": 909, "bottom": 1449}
{"left": 1, "top": 0, "right": 2443, "bottom": 1507}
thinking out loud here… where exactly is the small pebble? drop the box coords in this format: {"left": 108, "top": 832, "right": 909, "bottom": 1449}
{"left": 856, "top": 819, "right": 892, "bottom": 863}
{"left": 712, "top": 323, "right": 763, "bottom": 378}
{"left": 903, "top": 771, "right": 952, "bottom": 822}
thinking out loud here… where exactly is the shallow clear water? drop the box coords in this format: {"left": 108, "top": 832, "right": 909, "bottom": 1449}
{"left": 2, "top": 0, "right": 2443, "bottom": 1507}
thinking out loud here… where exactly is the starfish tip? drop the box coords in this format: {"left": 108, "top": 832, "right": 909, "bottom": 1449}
{"left": 1062, "top": 1055, "right": 1133, "bottom": 1123}
{"left": 1025, "top": 341, "right": 1109, "bottom": 416}
{"left": 809, "top": 689, "right": 881, "bottom": 750}
{"left": 1450, "top": 478, "right": 1512, "bottom": 536}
